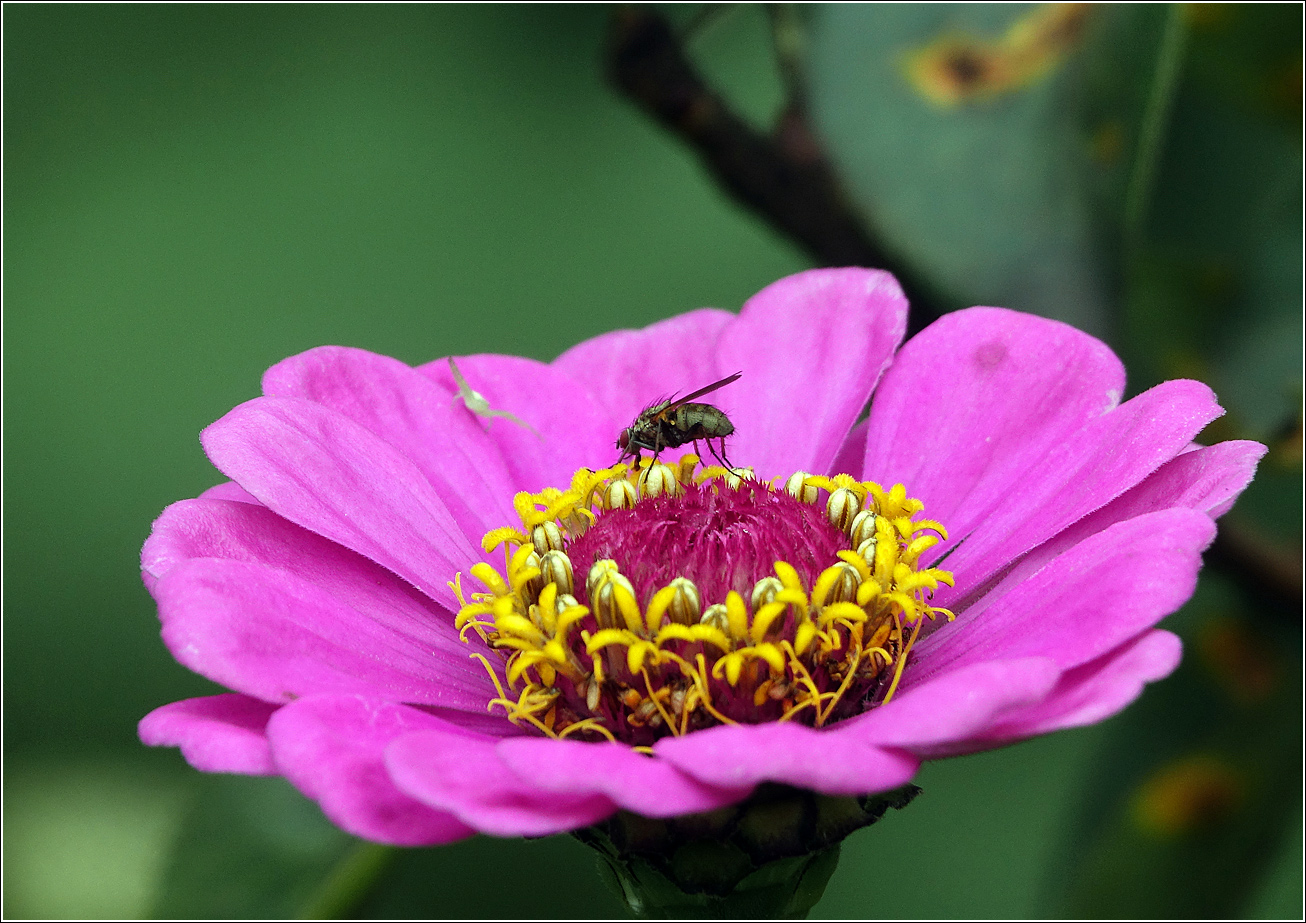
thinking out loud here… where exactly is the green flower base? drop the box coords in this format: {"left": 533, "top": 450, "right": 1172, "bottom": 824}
{"left": 575, "top": 783, "right": 921, "bottom": 919}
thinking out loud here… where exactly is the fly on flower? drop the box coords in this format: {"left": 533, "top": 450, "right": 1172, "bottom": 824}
{"left": 139, "top": 267, "right": 1263, "bottom": 872}
{"left": 616, "top": 371, "right": 742, "bottom": 468}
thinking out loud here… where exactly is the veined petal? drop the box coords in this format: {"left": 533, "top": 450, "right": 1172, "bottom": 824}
{"left": 419, "top": 353, "right": 619, "bottom": 493}
{"left": 138, "top": 694, "right": 278, "bottom": 775}
{"left": 865, "top": 309, "right": 1223, "bottom": 602}
{"left": 865, "top": 307, "right": 1124, "bottom": 521}
{"left": 551, "top": 308, "right": 735, "bottom": 434}
{"left": 385, "top": 727, "right": 616, "bottom": 837}
{"left": 717, "top": 268, "right": 908, "bottom": 478}
{"left": 262, "top": 346, "right": 518, "bottom": 535}
{"left": 653, "top": 721, "right": 920, "bottom": 796}
{"left": 155, "top": 558, "right": 494, "bottom": 709}
{"left": 922, "top": 440, "right": 1267, "bottom": 621}
{"left": 915, "top": 509, "right": 1214, "bottom": 679}
{"left": 1046, "top": 438, "right": 1264, "bottom": 539}
{"left": 201, "top": 395, "right": 479, "bottom": 612}
{"left": 829, "top": 417, "right": 870, "bottom": 481}
{"left": 495, "top": 737, "right": 751, "bottom": 818}
{"left": 931, "top": 379, "right": 1223, "bottom": 601}
{"left": 842, "top": 657, "right": 1061, "bottom": 751}
{"left": 143, "top": 498, "right": 484, "bottom": 666}
{"left": 976, "top": 630, "right": 1183, "bottom": 747}
{"left": 198, "top": 481, "right": 261, "bottom": 504}
{"left": 267, "top": 695, "right": 480, "bottom": 846}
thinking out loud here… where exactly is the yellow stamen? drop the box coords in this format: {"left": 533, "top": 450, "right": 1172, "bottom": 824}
{"left": 688, "top": 654, "right": 738, "bottom": 726}
{"left": 644, "top": 584, "right": 679, "bottom": 633}
{"left": 471, "top": 652, "right": 509, "bottom": 702}
{"left": 470, "top": 562, "right": 509, "bottom": 597}
{"left": 558, "top": 718, "right": 616, "bottom": 742}
{"left": 750, "top": 601, "right": 788, "bottom": 643}
{"left": 882, "top": 615, "right": 924, "bottom": 706}
{"left": 779, "top": 642, "right": 824, "bottom": 717}
{"left": 655, "top": 622, "right": 732, "bottom": 652}
{"left": 793, "top": 620, "right": 820, "bottom": 656}
{"left": 725, "top": 591, "right": 749, "bottom": 639}
{"left": 773, "top": 560, "right": 804, "bottom": 592}
{"left": 481, "top": 526, "right": 528, "bottom": 553}
{"left": 641, "top": 668, "right": 680, "bottom": 735}
{"left": 819, "top": 648, "right": 864, "bottom": 725}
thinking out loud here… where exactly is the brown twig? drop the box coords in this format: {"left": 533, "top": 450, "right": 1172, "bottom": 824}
{"left": 606, "top": 4, "right": 949, "bottom": 334}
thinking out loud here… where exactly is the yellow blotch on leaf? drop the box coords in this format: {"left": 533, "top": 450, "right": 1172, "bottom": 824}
{"left": 905, "top": 3, "right": 1094, "bottom": 107}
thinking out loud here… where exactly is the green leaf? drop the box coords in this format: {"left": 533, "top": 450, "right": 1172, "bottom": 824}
{"left": 1120, "top": 4, "right": 1302, "bottom": 442}
{"left": 806, "top": 4, "right": 1302, "bottom": 452}
{"left": 807, "top": 4, "right": 1114, "bottom": 335}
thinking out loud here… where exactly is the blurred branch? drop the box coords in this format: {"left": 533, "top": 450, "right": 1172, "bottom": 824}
{"left": 606, "top": 4, "right": 948, "bottom": 334}
{"left": 1208, "top": 518, "right": 1304, "bottom": 615}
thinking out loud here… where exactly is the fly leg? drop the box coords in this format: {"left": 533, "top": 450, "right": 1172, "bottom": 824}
{"left": 647, "top": 428, "right": 667, "bottom": 469}
{"left": 695, "top": 438, "right": 720, "bottom": 467}
{"left": 706, "top": 437, "right": 735, "bottom": 470}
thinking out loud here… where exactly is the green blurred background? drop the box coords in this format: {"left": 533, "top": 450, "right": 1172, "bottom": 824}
{"left": 4, "top": 4, "right": 1300, "bottom": 918}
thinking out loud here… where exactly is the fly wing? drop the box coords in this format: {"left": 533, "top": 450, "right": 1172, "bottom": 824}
{"left": 666, "top": 371, "right": 743, "bottom": 410}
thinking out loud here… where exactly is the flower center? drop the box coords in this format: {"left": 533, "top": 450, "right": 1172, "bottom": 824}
{"left": 452, "top": 456, "right": 955, "bottom": 747}
{"left": 567, "top": 478, "right": 848, "bottom": 611}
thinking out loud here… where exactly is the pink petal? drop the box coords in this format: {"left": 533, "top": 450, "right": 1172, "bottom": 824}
{"left": 915, "top": 508, "right": 1214, "bottom": 679}
{"left": 864, "top": 308, "right": 1123, "bottom": 523}
{"left": 716, "top": 268, "right": 908, "bottom": 478}
{"left": 418, "top": 353, "right": 618, "bottom": 493}
{"left": 201, "top": 396, "right": 479, "bottom": 612}
{"left": 138, "top": 694, "right": 278, "bottom": 774}
{"left": 142, "top": 498, "right": 487, "bottom": 671}
{"left": 653, "top": 721, "right": 920, "bottom": 796}
{"left": 154, "top": 558, "right": 493, "bottom": 710}
{"left": 262, "top": 347, "right": 518, "bottom": 536}
{"left": 848, "top": 657, "right": 1062, "bottom": 751}
{"left": 829, "top": 417, "right": 869, "bottom": 479}
{"left": 1070, "top": 438, "right": 1265, "bottom": 527}
{"left": 266, "top": 695, "right": 477, "bottom": 846}
{"left": 199, "top": 481, "right": 261, "bottom": 504}
{"left": 978, "top": 630, "right": 1183, "bottom": 745}
{"left": 932, "top": 440, "right": 1266, "bottom": 622}
{"left": 927, "top": 379, "right": 1223, "bottom": 603}
{"left": 864, "top": 309, "right": 1223, "bottom": 603}
{"left": 551, "top": 308, "right": 735, "bottom": 438}
{"left": 495, "top": 737, "right": 751, "bottom": 817}
{"left": 385, "top": 727, "right": 616, "bottom": 837}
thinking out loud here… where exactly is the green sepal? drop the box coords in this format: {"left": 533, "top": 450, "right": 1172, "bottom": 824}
{"left": 576, "top": 783, "right": 921, "bottom": 918}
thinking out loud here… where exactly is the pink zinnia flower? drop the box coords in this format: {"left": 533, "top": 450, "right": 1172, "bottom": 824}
{"left": 140, "top": 268, "right": 1263, "bottom": 849}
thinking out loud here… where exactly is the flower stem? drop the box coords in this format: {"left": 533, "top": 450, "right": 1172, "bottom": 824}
{"left": 296, "top": 841, "right": 394, "bottom": 920}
